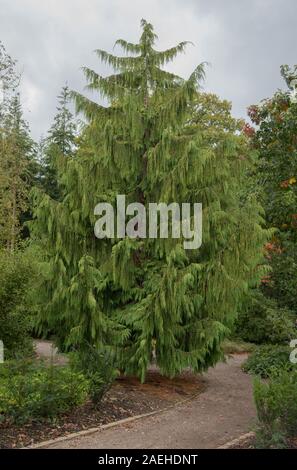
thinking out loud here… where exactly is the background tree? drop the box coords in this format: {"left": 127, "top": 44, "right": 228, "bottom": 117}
{"left": 34, "top": 20, "right": 268, "bottom": 379}
{"left": 0, "top": 41, "right": 19, "bottom": 117}
{"left": 40, "top": 84, "right": 77, "bottom": 200}
{"left": 0, "top": 94, "right": 35, "bottom": 250}
{"left": 0, "top": 43, "right": 38, "bottom": 361}
{"left": 190, "top": 92, "right": 244, "bottom": 137}
{"left": 247, "top": 65, "right": 297, "bottom": 316}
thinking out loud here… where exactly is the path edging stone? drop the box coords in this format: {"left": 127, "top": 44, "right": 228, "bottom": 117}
{"left": 28, "top": 410, "right": 162, "bottom": 449}
{"left": 217, "top": 431, "right": 255, "bottom": 449}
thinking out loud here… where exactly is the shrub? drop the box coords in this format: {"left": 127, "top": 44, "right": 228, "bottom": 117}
{"left": 242, "top": 345, "right": 293, "bottom": 378}
{"left": 254, "top": 370, "right": 297, "bottom": 447}
{"left": 0, "top": 359, "right": 89, "bottom": 423}
{"left": 70, "top": 345, "right": 118, "bottom": 405}
{"left": 235, "top": 290, "right": 295, "bottom": 345}
{"left": 0, "top": 249, "right": 38, "bottom": 358}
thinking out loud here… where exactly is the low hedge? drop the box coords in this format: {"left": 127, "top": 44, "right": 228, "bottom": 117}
{"left": 254, "top": 370, "right": 297, "bottom": 448}
{"left": 242, "top": 345, "right": 293, "bottom": 378}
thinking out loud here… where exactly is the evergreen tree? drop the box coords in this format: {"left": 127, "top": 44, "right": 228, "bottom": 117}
{"left": 247, "top": 65, "right": 297, "bottom": 314}
{"left": 0, "top": 94, "right": 34, "bottom": 250}
{"left": 41, "top": 85, "right": 76, "bottom": 200}
{"left": 34, "top": 20, "right": 268, "bottom": 379}
{"left": 247, "top": 66, "right": 297, "bottom": 240}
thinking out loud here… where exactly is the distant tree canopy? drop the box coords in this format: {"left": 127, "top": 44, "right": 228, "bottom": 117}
{"left": 39, "top": 84, "right": 77, "bottom": 200}
{"left": 0, "top": 94, "right": 34, "bottom": 250}
{"left": 248, "top": 65, "right": 297, "bottom": 241}
{"left": 247, "top": 65, "right": 297, "bottom": 315}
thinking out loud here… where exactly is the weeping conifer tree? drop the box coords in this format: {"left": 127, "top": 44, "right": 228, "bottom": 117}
{"left": 34, "top": 20, "right": 269, "bottom": 379}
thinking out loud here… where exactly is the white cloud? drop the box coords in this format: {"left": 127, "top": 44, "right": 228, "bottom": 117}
{"left": 0, "top": 0, "right": 296, "bottom": 138}
{"left": 21, "top": 77, "right": 42, "bottom": 113}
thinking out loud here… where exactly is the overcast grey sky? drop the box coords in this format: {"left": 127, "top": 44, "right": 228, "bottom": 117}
{"left": 0, "top": 0, "right": 296, "bottom": 139}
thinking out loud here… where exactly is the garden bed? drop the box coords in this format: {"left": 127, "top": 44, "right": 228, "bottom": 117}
{"left": 0, "top": 369, "right": 204, "bottom": 449}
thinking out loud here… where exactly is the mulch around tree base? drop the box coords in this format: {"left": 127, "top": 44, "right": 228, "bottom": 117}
{"left": 0, "top": 369, "right": 204, "bottom": 449}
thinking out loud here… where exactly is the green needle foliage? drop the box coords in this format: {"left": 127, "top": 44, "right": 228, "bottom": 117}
{"left": 34, "top": 20, "right": 269, "bottom": 380}
{"left": 0, "top": 94, "right": 35, "bottom": 250}
{"left": 40, "top": 84, "right": 77, "bottom": 200}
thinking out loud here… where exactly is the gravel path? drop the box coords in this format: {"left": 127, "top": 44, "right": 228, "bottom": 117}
{"left": 46, "top": 354, "right": 256, "bottom": 449}
{"left": 33, "top": 339, "right": 68, "bottom": 365}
